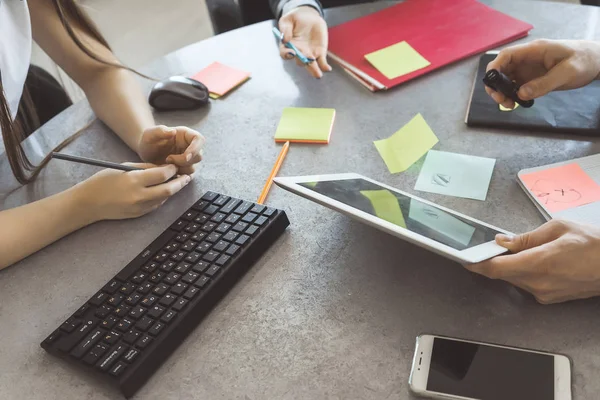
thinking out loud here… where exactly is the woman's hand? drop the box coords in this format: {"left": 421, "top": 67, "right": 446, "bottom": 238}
{"left": 278, "top": 6, "right": 332, "bottom": 78}
{"left": 76, "top": 163, "right": 191, "bottom": 222}
{"left": 466, "top": 220, "right": 600, "bottom": 304}
{"left": 486, "top": 39, "right": 600, "bottom": 109}
{"left": 137, "top": 126, "right": 205, "bottom": 175}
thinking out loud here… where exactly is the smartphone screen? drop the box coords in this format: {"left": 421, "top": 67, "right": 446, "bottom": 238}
{"left": 427, "top": 337, "right": 555, "bottom": 400}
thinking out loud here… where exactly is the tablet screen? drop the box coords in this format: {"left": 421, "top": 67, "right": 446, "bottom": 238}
{"left": 299, "top": 178, "right": 500, "bottom": 250}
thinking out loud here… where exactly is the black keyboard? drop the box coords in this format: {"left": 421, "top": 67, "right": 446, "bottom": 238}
{"left": 41, "top": 191, "right": 289, "bottom": 398}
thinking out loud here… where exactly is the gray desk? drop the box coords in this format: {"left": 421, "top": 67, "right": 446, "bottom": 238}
{"left": 2, "top": 1, "right": 600, "bottom": 399}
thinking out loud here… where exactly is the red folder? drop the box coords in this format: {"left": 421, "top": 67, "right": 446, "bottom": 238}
{"left": 328, "top": 0, "right": 533, "bottom": 91}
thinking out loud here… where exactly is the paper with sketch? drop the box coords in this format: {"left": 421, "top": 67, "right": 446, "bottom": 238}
{"left": 408, "top": 199, "right": 476, "bottom": 247}
{"left": 414, "top": 150, "right": 496, "bottom": 201}
{"left": 520, "top": 163, "right": 600, "bottom": 213}
{"left": 360, "top": 189, "right": 406, "bottom": 228}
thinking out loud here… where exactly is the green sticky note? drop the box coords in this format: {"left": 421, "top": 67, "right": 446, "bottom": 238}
{"left": 360, "top": 190, "right": 406, "bottom": 228}
{"left": 374, "top": 113, "right": 439, "bottom": 174}
{"left": 364, "top": 41, "right": 431, "bottom": 80}
{"left": 414, "top": 150, "right": 496, "bottom": 201}
{"left": 274, "top": 107, "right": 336, "bottom": 143}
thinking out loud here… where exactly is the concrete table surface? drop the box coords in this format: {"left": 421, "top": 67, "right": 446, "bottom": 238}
{"left": 2, "top": 1, "right": 600, "bottom": 399}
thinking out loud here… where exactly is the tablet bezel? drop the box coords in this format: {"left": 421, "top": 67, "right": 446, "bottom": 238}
{"left": 274, "top": 173, "right": 511, "bottom": 264}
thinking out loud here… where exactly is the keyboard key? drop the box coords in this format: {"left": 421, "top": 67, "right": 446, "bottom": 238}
{"left": 206, "top": 232, "right": 221, "bottom": 243}
{"left": 154, "top": 251, "right": 170, "bottom": 262}
{"left": 192, "top": 261, "right": 210, "bottom": 273}
{"left": 102, "top": 280, "right": 120, "bottom": 294}
{"left": 211, "top": 212, "right": 227, "bottom": 223}
{"left": 149, "top": 271, "right": 165, "bottom": 284}
{"left": 234, "top": 201, "right": 253, "bottom": 215}
{"left": 192, "top": 200, "right": 210, "bottom": 211}
{"left": 201, "top": 222, "right": 217, "bottom": 232}
{"left": 136, "top": 334, "right": 153, "bottom": 350}
{"left": 123, "top": 348, "right": 140, "bottom": 363}
{"left": 191, "top": 232, "right": 207, "bottom": 242}
{"left": 83, "top": 342, "right": 109, "bottom": 365}
{"left": 254, "top": 216, "right": 268, "bottom": 227}
{"left": 182, "top": 271, "right": 200, "bottom": 284}
{"left": 224, "top": 214, "right": 240, "bottom": 224}
{"left": 125, "top": 293, "right": 142, "bottom": 306}
{"left": 251, "top": 204, "right": 266, "bottom": 214}
{"left": 201, "top": 191, "right": 218, "bottom": 201}
{"left": 245, "top": 225, "right": 259, "bottom": 237}
{"left": 206, "top": 265, "right": 221, "bottom": 277}
{"left": 171, "top": 251, "right": 187, "bottom": 262}
{"left": 185, "top": 252, "right": 201, "bottom": 263}
{"left": 58, "top": 318, "right": 97, "bottom": 352}
{"left": 203, "top": 250, "right": 219, "bottom": 263}
{"left": 223, "top": 231, "right": 239, "bottom": 242}
{"left": 183, "top": 286, "right": 201, "bottom": 300}
{"left": 142, "top": 261, "right": 159, "bottom": 273}
{"left": 175, "top": 262, "right": 191, "bottom": 274}
{"left": 109, "top": 361, "right": 128, "bottom": 377}
{"left": 160, "top": 261, "right": 177, "bottom": 272}
{"left": 184, "top": 223, "right": 201, "bottom": 233}
{"left": 203, "top": 205, "right": 219, "bottom": 215}
{"left": 160, "top": 310, "right": 178, "bottom": 324}
{"left": 220, "top": 198, "right": 241, "bottom": 214}
{"left": 194, "top": 214, "right": 210, "bottom": 225}
{"left": 216, "top": 255, "right": 230, "bottom": 266}
{"left": 135, "top": 316, "right": 155, "bottom": 332}
{"left": 159, "top": 294, "right": 177, "bottom": 307}
{"left": 169, "top": 219, "right": 186, "bottom": 232}
{"left": 225, "top": 244, "right": 240, "bottom": 256}
{"left": 164, "top": 272, "right": 181, "bottom": 285}
{"left": 116, "top": 318, "right": 133, "bottom": 332}
{"left": 182, "top": 210, "right": 198, "bottom": 221}
{"left": 147, "top": 305, "right": 165, "bottom": 319}
{"left": 149, "top": 322, "right": 165, "bottom": 336}
{"left": 214, "top": 240, "right": 229, "bottom": 252}
{"left": 137, "top": 282, "right": 153, "bottom": 294}
{"left": 70, "top": 329, "right": 105, "bottom": 359}
{"left": 216, "top": 223, "right": 231, "bottom": 234}
{"left": 242, "top": 212, "right": 258, "bottom": 223}
{"left": 123, "top": 329, "right": 141, "bottom": 344}
{"left": 114, "top": 305, "right": 131, "bottom": 318}
{"left": 141, "top": 295, "right": 159, "bottom": 307}
{"left": 181, "top": 240, "right": 198, "bottom": 252}
{"left": 171, "top": 282, "right": 188, "bottom": 296}
{"left": 60, "top": 318, "right": 81, "bottom": 333}
{"left": 119, "top": 283, "right": 137, "bottom": 296}
{"left": 213, "top": 195, "right": 230, "bottom": 207}
{"left": 172, "top": 298, "right": 188, "bottom": 311}
{"left": 103, "top": 331, "right": 121, "bottom": 345}
{"left": 97, "top": 344, "right": 127, "bottom": 371}
{"left": 74, "top": 304, "right": 89, "bottom": 318}
{"left": 175, "top": 232, "right": 190, "bottom": 243}
{"left": 232, "top": 222, "right": 248, "bottom": 232}
{"left": 153, "top": 283, "right": 169, "bottom": 296}
{"left": 89, "top": 291, "right": 108, "bottom": 306}
{"left": 263, "top": 207, "right": 276, "bottom": 217}
{"left": 194, "top": 276, "right": 210, "bottom": 289}
{"left": 128, "top": 306, "right": 146, "bottom": 320}
{"left": 100, "top": 315, "right": 119, "bottom": 330}
{"left": 163, "top": 241, "right": 180, "bottom": 253}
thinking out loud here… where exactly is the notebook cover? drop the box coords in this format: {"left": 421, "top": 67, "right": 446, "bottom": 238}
{"left": 466, "top": 53, "right": 600, "bottom": 136}
{"left": 327, "top": 0, "right": 533, "bottom": 90}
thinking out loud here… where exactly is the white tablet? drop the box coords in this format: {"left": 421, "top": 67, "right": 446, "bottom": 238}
{"left": 274, "top": 173, "right": 511, "bottom": 264}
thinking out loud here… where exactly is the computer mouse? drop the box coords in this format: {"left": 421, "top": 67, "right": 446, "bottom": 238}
{"left": 149, "top": 76, "right": 210, "bottom": 111}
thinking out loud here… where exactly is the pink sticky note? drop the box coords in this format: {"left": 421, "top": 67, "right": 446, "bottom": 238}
{"left": 520, "top": 163, "right": 600, "bottom": 213}
{"left": 191, "top": 62, "right": 250, "bottom": 97}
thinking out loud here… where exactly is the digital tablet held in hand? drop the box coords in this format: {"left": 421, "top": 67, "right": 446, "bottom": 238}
{"left": 273, "top": 173, "right": 511, "bottom": 264}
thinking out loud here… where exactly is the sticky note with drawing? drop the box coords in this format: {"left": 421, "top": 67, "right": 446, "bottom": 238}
{"left": 520, "top": 163, "right": 600, "bottom": 213}
{"left": 408, "top": 199, "right": 476, "bottom": 246}
{"left": 360, "top": 189, "right": 406, "bottom": 228}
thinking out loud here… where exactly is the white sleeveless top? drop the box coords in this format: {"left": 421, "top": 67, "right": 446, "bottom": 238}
{"left": 0, "top": 0, "right": 32, "bottom": 121}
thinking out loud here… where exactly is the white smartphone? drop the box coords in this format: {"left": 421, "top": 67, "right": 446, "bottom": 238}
{"left": 273, "top": 173, "right": 511, "bottom": 264}
{"left": 409, "top": 334, "right": 572, "bottom": 400}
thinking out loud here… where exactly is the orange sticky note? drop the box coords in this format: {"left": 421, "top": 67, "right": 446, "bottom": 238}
{"left": 520, "top": 163, "right": 600, "bottom": 213}
{"left": 191, "top": 62, "right": 250, "bottom": 97}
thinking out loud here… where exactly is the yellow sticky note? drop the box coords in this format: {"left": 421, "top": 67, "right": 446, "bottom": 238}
{"left": 364, "top": 41, "right": 431, "bottom": 80}
{"left": 274, "top": 107, "right": 336, "bottom": 144}
{"left": 374, "top": 113, "right": 439, "bottom": 174}
{"left": 360, "top": 190, "right": 406, "bottom": 228}
{"left": 499, "top": 103, "right": 519, "bottom": 111}
{"left": 209, "top": 93, "right": 220, "bottom": 99}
